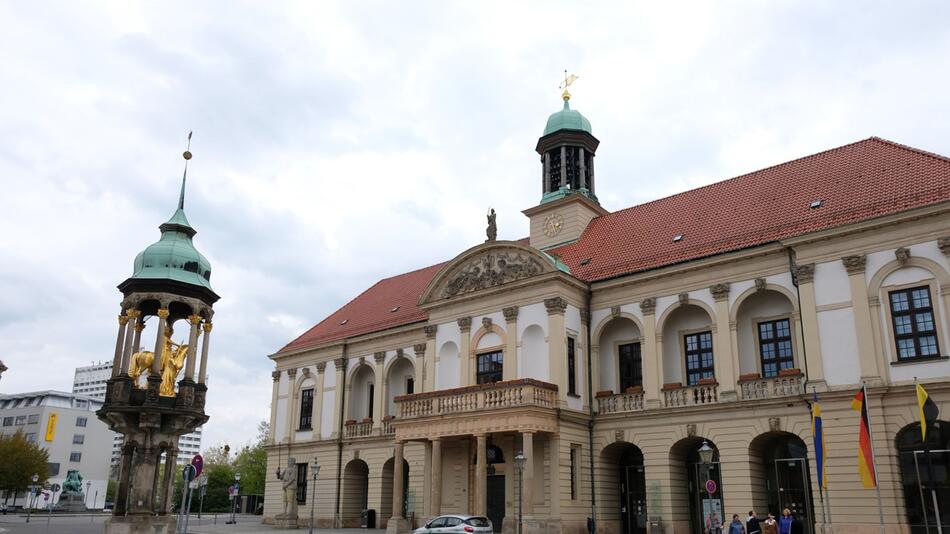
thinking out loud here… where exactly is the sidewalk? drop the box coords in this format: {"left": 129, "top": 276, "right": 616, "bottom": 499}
{"left": 189, "top": 523, "right": 387, "bottom": 534}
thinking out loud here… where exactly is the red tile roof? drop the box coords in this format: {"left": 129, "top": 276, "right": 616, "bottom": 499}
{"left": 278, "top": 137, "right": 950, "bottom": 354}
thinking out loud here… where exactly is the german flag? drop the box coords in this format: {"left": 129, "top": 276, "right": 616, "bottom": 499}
{"left": 916, "top": 383, "right": 939, "bottom": 441}
{"left": 851, "top": 385, "right": 877, "bottom": 488}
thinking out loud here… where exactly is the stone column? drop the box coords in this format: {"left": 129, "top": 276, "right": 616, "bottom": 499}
{"left": 424, "top": 326, "right": 437, "bottom": 391}
{"left": 120, "top": 310, "right": 139, "bottom": 375}
{"left": 559, "top": 146, "right": 567, "bottom": 189}
{"left": 544, "top": 153, "right": 551, "bottom": 193}
{"left": 503, "top": 307, "right": 519, "bottom": 381}
{"left": 112, "top": 311, "right": 130, "bottom": 376}
{"left": 522, "top": 431, "right": 535, "bottom": 517}
{"left": 198, "top": 322, "right": 212, "bottom": 384}
{"left": 549, "top": 434, "right": 561, "bottom": 519}
{"left": 331, "top": 357, "right": 347, "bottom": 438}
{"left": 313, "top": 362, "right": 326, "bottom": 438}
{"left": 458, "top": 318, "right": 472, "bottom": 386}
{"left": 579, "top": 147, "right": 587, "bottom": 190}
{"left": 184, "top": 314, "right": 201, "bottom": 380}
{"left": 132, "top": 318, "right": 144, "bottom": 354}
{"left": 373, "top": 352, "right": 386, "bottom": 427}
{"left": 393, "top": 441, "right": 406, "bottom": 518}
{"left": 475, "top": 433, "right": 487, "bottom": 516}
{"left": 794, "top": 264, "right": 826, "bottom": 389}
{"left": 151, "top": 309, "right": 169, "bottom": 375}
{"left": 269, "top": 370, "right": 281, "bottom": 445}
{"left": 413, "top": 344, "right": 426, "bottom": 394}
{"left": 545, "top": 298, "right": 568, "bottom": 403}
{"left": 430, "top": 438, "right": 442, "bottom": 516}
{"left": 285, "top": 367, "right": 297, "bottom": 443}
{"left": 114, "top": 441, "right": 134, "bottom": 515}
{"left": 640, "top": 298, "right": 660, "bottom": 408}
{"left": 710, "top": 284, "right": 738, "bottom": 401}
{"left": 843, "top": 255, "right": 881, "bottom": 382}
{"left": 160, "top": 447, "right": 179, "bottom": 514}
{"left": 128, "top": 445, "right": 157, "bottom": 514}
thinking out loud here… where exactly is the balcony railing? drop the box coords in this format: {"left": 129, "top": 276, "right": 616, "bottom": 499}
{"left": 663, "top": 383, "right": 719, "bottom": 407}
{"left": 382, "top": 419, "right": 395, "bottom": 435}
{"left": 343, "top": 420, "right": 373, "bottom": 438}
{"left": 739, "top": 374, "right": 803, "bottom": 400}
{"left": 597, "top": 391, "right": 644, "bottom": 414}
{"left": 395, "top": 379, "right": 558, "bottom": 419}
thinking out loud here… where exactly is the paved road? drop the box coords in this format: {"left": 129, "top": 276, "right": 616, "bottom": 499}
{"left": 0, "top": 514, "right": 388, "bottom": 533}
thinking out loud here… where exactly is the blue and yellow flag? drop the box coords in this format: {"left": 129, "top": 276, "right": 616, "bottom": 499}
{"left": 811, "top": 391, "right": 826, "bottom": 490}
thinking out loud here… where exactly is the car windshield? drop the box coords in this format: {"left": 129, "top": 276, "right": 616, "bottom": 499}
{"left": 466, "top": 517, "right": 490, "bottom": 527}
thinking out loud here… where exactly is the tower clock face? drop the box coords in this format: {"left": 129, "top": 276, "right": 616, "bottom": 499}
{"left": 543, "top": 213, "right": 564, "bottom": 237}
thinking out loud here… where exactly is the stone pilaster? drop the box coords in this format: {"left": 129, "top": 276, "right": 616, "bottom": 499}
{"left": 373, "top": 352, "right": 385, "bottom": 427}
{"left": 545, "top": 298, "right": 568, "bottom": 402}
{"left": 522, "top": 431, "right": 535, "bottom": 517}
{"left": 430, "top": 438, "right": 442, "bottom": 516}
{"left": 640, "top": 298, "right": 660, "bottom": 408}
{"left": 842, "top": 255, "right": 880, "bottom": 382}
{"left": 458, "top": 318, "right": 472, "bottom": 386}
{"left": 331, "top": 357, "right": 347, "bottom": 438}
{"left": 794, "top": 263, "right": 826, "bottom": 389}
{"left": 269, "top": 370, "right": 281, "bottom": 444}
{"left": 413, "top": 344, "right": 426, "bottom": 393}
{"left": 710, "top": 283, "right": 738, "bottom": 400}
{"left": 476, "top": 434, "right": 487, "bottom": 516}
{"left": 313, "top": 362, "right": 326, "bottom": 439}
{"left": 503, "top": 306, "right": 519, "bottom": 381}
{"left": 424, "top": 325, "right": 437, "bottom": 391}
{"left": 285, "top": 367, "right": 297, "bottom": 443}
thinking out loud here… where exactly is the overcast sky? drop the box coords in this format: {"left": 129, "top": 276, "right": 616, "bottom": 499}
{"left": 1, "top": 1, "right": 949, "bottom": 451}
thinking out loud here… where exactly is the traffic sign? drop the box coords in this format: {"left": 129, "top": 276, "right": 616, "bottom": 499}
{"left": 705, "top": 479, "right": 717, "bottom": 494}
{"left": 182, "top": 464, "right": 196, "bottom": 482}
{"left": 191, "top": 454, "right": 203, "bottom": 477}
{"left": 50, "top": 484, "right": 61, "bottom": 492}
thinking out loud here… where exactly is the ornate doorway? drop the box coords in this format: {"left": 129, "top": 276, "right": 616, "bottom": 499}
{"left": 487, "top": 474, "right": 505, "bottom": 532}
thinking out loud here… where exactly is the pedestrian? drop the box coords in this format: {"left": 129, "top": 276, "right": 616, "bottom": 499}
{"left": 707, "top": 511, "right": 723, "bottom": 534}
{"left": 729, "top": 514, "right": 746, "bottom": 534}
{"left": 779, "top": 509, "right": 794, "bottom": 534}
{"left": 762, "top": 513, "right": 778, "bottom": 534}
{"left": 1, "top": 502, "right": 6, "bottom": 515}
{"left": 747, "top": 510, "right": 761, "bottom": 534}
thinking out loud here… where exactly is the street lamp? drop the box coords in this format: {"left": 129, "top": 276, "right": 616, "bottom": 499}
{"left": 309, "top": 458, "right": 321, "bottom": 534}
{"left": 26, "top": 474, "right": 38, "bottom": 523}
{"left": 698, "top": 440, "right": 714, "bottom": 465}
{"left": 514, "top": 451, "right": 526, "bottom": 534}
{"left": 228, "top": 472, "right": 241, "bottom": 524}
{"left": 85, "top": 481, "right": 92, "bottom": 509}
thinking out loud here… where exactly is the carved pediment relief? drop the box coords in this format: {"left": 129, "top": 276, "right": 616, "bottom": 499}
{"left": 420, "top": 242, "right": 559, "bottom": 305}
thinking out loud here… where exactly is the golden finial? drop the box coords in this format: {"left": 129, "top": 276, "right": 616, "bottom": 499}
{"left": 559, "top": 70, "right": 579, "bottom": 101}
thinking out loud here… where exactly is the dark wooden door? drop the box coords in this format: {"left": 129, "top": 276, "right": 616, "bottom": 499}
{"left": 486, "top": 474, "right": 505, "bottom": 532}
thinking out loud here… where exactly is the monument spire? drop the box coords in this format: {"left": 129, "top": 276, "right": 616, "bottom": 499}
{"left": 179, "top": 131, "right": 193, "bottom": 210}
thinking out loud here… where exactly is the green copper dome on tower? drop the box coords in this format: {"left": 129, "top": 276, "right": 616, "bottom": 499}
{"left": 128, "top": 147, "right": 214, "bottom": 292}
{"left": 542, "top": 91, "right": 592, "bottom": 136}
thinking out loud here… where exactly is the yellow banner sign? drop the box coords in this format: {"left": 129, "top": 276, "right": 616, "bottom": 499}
{"left": 45, "top": 413, "right": 57, "bottom": 441}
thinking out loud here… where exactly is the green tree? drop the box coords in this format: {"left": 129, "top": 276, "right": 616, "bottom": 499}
{"left": 203, "top": 463, "right": 236, "bottom": 512}
{"left": 0, "top": 432, "right": 49, "bottom": 503}
{"left": 232, "top": 421, "right": 268, "bottom": 496}
{"left": 106, "top": 479, "right": 117, "bottom": 502}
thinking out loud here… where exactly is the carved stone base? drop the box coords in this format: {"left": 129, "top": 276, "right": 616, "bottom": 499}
{"left": 53, "top": 492, "right": 88, "bottom": 512}
{"left": 386, "top": 516, "right": 412, "bottom": 534}
{"left": 275, "top": 513, "right": 299, "bottom": 529}
{"left": 104, "top": 515, "right": 176, "bottom": 534}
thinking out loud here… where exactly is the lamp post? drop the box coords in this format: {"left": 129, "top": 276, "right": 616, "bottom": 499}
{"left": 85, "top": 481, "right": 92, "bottom": 509}
{"left": 227, "top": 472, "right": 241, "bottom": 524}
{"left": 26, "top": 474, "right": 38, "bottom": 523}
{"left": 309, "top": 458, "right": 321, "bottom": 534}
{"left": 697, "top": 440, "right": 715, "bottom": 528}
{"left": 514, "top": 451, "right": 526, "bottom": 534}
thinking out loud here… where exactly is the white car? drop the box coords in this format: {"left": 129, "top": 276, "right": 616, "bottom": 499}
{"left": 414, "top": 515, "right": 493, "bottom": 534}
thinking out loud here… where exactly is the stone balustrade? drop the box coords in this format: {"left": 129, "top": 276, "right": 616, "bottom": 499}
{"left": 395, "top": 378, "right": 558, "bottom": 419}
{"left": 663, "top": 383, "right": 719, "bottom": 407}
{"left": 739, "top": 373, "right": 803, "bottom": 400}
{"left": 344, "top": 420, "right": 373, "bottom": 438}
{"left": 597, "top": 391, "right": 645, "bottom": 414}
{"left": 382, "top": 419, "right": 395, "bottom": 435}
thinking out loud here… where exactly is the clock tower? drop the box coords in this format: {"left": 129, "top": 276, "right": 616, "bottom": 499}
{"left": 524, "top": 87, "right": 607, "bottom": 249}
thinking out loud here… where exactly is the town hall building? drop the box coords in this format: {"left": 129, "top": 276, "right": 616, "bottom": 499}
{"left": 265, "top": 88, "right": 950, "bottom": 534}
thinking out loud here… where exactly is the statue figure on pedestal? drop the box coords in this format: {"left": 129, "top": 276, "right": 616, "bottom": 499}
{"left": 128, "top": 325, "right": 189, "bottom": 396}
{"left": 486, "top": 208, "right": 497, "bottom": 242}
{"left": 277, "top": 457, "right": 298, "bottom": 518}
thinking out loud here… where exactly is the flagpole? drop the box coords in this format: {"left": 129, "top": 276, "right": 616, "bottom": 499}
{"left": 917, "top": 379, "right": 943, "bottom": 534}
{"left": 812, "top": 387, "right": 829, "bottom": 534}
{"left": 861, "top": 384, "right": 886, "bottom": 534}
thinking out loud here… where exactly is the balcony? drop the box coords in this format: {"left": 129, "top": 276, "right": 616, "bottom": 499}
{"left": 662, "top": 382, "right": 719, "bottom": 407}
{"left": 392, "top": 379, "right": 559, "bottom": 441}
{"left": 343, "top": 420, "right": 373, "bottom": 439}
{"left": 597, "top": 390, "right": 645, "bottom": 414}
{"left": 739, "top": 372, "right": 803, "bottom": 400}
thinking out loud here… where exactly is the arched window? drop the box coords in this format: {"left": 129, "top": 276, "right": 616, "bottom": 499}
{"left": 896, "top": 420, "right": 950, "bottom": 534}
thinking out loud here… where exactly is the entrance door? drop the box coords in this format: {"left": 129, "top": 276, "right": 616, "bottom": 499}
{"left": 621, "top": 464, "right": 647, "bottom": 534}
{"left": 618, "top": 343, "right": 642, "bottom": 391}
{"left": 773, "top": 458, "right": 812, "bottom": 534}
{"left": 487, "top": 475, "right": 505, "bottom": 533}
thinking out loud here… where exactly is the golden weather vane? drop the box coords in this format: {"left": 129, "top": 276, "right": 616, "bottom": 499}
{"left": 559, "top": 70, "right": 579, "bottom": 100}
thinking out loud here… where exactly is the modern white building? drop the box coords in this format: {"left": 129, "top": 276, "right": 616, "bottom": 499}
{"left": 0, "top": 391, "right": 111, "bottom": 509}
{"left": 72, "top": 362, "right": 203, "bottom": 465}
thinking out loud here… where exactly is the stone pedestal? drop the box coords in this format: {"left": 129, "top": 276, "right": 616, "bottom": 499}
{"left": 53, "top": 492, "right": 88, "bottom": 512}
{"left": 104, "top": 515, "right": 176, "bottom": 534}
{"left": 386, "top": 516, "right": 412, "bottom": 534}
{"left": 275, "top": 513, "right": 299, "bottom": 529}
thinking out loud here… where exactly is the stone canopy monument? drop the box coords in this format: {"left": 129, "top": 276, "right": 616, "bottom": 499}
{"left": 97, "top": 136, "right": 219, "bottom": 534}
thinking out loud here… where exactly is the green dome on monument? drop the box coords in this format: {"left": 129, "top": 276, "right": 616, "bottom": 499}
{"left": 542, "top": 91, "right": 592, "bottom": 136}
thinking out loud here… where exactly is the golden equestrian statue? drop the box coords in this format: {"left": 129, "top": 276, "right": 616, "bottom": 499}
{"left": 128, "top": 325, "right": 189, "bottom": 397}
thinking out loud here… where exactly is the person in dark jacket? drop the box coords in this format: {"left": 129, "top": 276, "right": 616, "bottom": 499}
{"left": 729, "top": 514, "right": 746, "bottom": 534}
{"left": 747, "top": 511, "right": 761, "bottom": 534}
{"left": 778, "top": 509, "right": 794, "bottom": 534}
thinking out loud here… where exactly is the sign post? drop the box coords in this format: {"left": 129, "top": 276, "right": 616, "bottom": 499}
{"left": 177, "top": 464, "right": 196, "bottom": 534}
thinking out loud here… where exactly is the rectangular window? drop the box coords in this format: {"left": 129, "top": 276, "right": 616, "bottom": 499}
{"left": 2, "top": 417, "right": 12, "bottom": 426}
{"left": 890, "top": 286, "right": 941, "bottom": 360}
{"left": 298, "top": 389, "right": 314, "bottom": 430}
{"left": 69, "top": 452, "right": 82, "bottom": 462}
{"left": 368, "top": 384, "right": 375, "bottom": 419}
{"left": 73, "top": 434, "right": 85, "bottom": 445}
{"left": 76, "top": 417, "right": 87, "bottom": 427}
{"left": 618, "top": 342, "right": 643, "bottom": 391}
{"left": 476, "top": 350, "right": 504, "bottom": 384}
{"left": 684, "top": 331, "right": 714, "bottom": 386}
{"left": 758, "top": 319, "right": 794, "bottom": 377}
{"left": 569, "top": 446, "right": 579, "bottom": 500}
{"left": 406, "top": 377, "right": 414, "bottom": 395}
{"left": 25, "top": 433, "right": 37, "bottom": 443}
{"left": 27, "top": 414, "right": 39, "bottom": 424}
{"left": 567, "top": 337, "right": 577, "bottom": 396}
{"left": 296, "top": 463, "right": 308, "bottom": 504}
{"left": 14, "top": 415, "right": 26, "bottom": 425}
{"left": 48, "top": 463, "right": 60, "bottom": 476}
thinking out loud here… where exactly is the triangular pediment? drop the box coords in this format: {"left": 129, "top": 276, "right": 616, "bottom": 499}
{"left": 418, "top": 241, "right": 561, "bottom": 306}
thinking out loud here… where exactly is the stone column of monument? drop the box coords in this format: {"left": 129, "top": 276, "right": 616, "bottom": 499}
{"left": 98, "top": 138, "right": 219, "bottom": 534}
